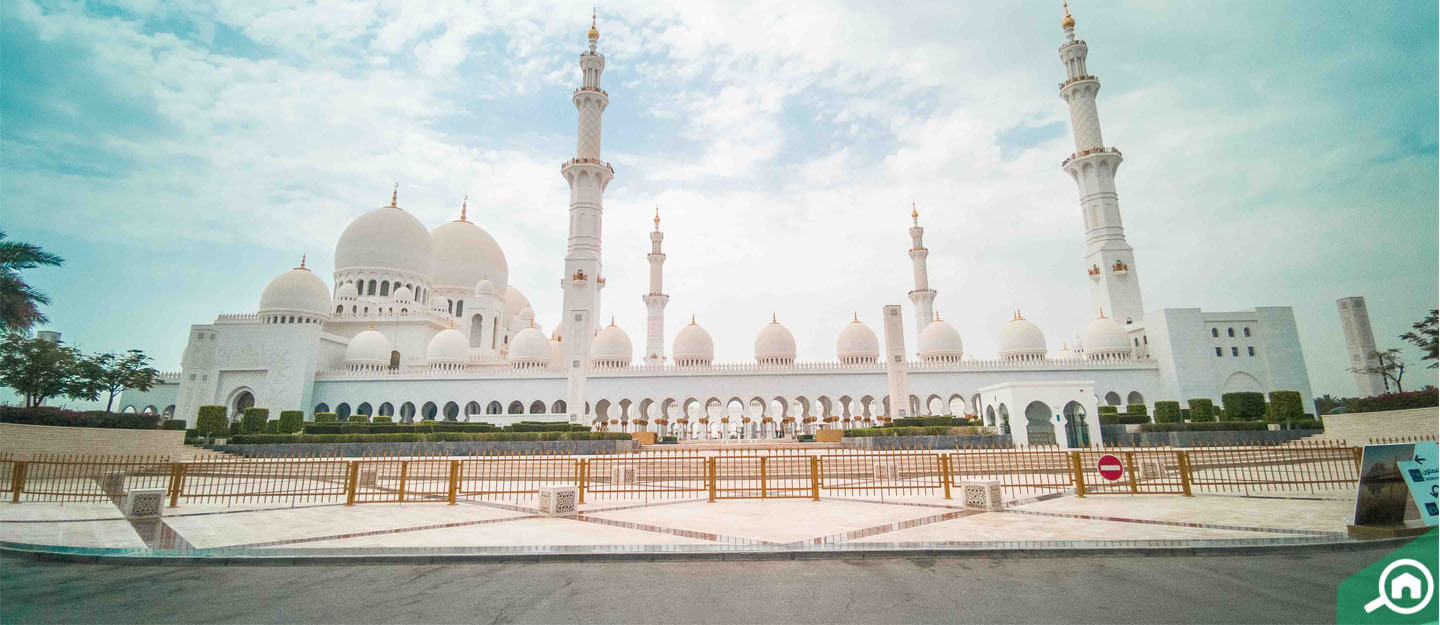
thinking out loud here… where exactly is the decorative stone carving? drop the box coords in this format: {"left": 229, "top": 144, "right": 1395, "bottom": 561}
{"left": 538, "top": 486, "right": 578, "bottom": 516}
{"left": 961, "top": 480, "right": 1004, "bottom": 511}
{"left": 124, "top": 488, "right": 167, "bottom": 518}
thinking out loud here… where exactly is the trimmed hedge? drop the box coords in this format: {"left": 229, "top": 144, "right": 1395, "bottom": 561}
{"left": 889, "top": 416, "right": 980, "bottom": 428}
{"left": 197, "top": 405, "right": 227, "bottom": 437}
{"left": 1116, "top": 415, "right": 1151, "bottom": 425}
{"left": 1350, "top": 389, "right": 1438, "bottom": 413}
{"left": 1153, "top": 401, "right": 1182, "bottom": 424}
{"left": 1281, "top": 418, "right": 1324, "bottom": 430}
{"left": 228, "top": 431, "right": 633, "bottom": 444}
{"left": 1097, "top": 405, "right": 1119, "bottom": 416}
{"left": 314, "top": 412, "right": 338, "bottom": 423}
{"left": 1268, "top": 391, "right": 1304, "bottom": 423}
{"left": 228, "top": 422, "right": 244, "bottom": 436}
{"left": 263, "top": 420, "right": 280, "bottom": 434}
{"left": 241, "top": 408, "right": 269, "bottom": 434}
{"left": 0, "top": 406, "right": 163, "bottom": 430}
{"left": 844, "top": 426, "right": 950, "bottom": 437}
{"left": 1138, "top": 421, "right": 1269, "bottom": 432}
{"left": 346, "top": 414, "right": 370, "bottom": 424}
{"left": 1188, "top": 398, "right": 1216, "bottom": 423}
{"left": 1126, "top": 404, "right": 1148, "bottom": 417}
{"left": 1221, "top": 392, "right": 1267, "bottom": 422}
{"left": 371, "top": 416, "right": 393, "bottom": 424}
{"left": 161, "top": 419, "right": 187, "bottom": 431}
{"left": 278, "top": 411, "right": 304, "bottom": 434}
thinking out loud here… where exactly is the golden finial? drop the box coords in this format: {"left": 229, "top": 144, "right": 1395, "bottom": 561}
{"left": 654, "top": 204, "right": 661, "bottom": 224}
{"left": 911, "top": 200, "right": 918, "bottom": 224}
{"left": 449, "top": 318, "right": 455, "bottom": 329}
{"left": 935, "top": 311, "right": 941, "bottom": 322}
{"left": 369, "top": 321, "right": 376, "bottom": 331}
{"left": 588, "top": 8, "right": 599, "bottom": 40}
{"left": 610, "top": 315, "right": 615, "bottom": 326}
{"left": 771, "top": 312, "right": 777, "bottom": 324}
{"left": 297, "top": 253, "right": 307, "bottom": 270}
{"left": 690, "top": 314, "right": 696, "bottom": 325}
{"left": 459, "top": 195, "right": 468, "bottom": 221}
{"left": 852, "top": 312, "right": 859, "bottom": 322}
{"left": 1062, "top": 0, "right": 1075, "bottom": 29}
{"left": 529, "top": 319, "right": 535, "bottom": 328}
{"left": 390, "top": 183, "right": 398, "bottom": 207}
{"left": 1098, "top": 307, "right": 1105, "bottom": 319}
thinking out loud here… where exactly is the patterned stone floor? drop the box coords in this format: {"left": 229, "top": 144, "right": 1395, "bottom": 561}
{"left": 0, "top": 487, "right": 1357, "bottom": 557}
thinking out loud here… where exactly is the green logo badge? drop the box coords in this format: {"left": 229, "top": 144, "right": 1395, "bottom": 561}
{"left": 1338, "top": 530, "right": 1439, "bottom": 624}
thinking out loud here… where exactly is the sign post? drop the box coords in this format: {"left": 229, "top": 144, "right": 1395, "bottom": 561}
{"left": 1097, "top": 454, "right": 1125, "bottom": 482}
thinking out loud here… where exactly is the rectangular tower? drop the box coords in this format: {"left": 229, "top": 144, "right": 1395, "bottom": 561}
{"left": 881, "top": 305, "right": 912, "bottom": 419}
{"left": 1337, "top": 296, "right": 1386, "bottom": 397}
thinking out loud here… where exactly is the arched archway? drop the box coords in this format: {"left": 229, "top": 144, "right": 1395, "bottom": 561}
{"left": 162, "top": 405, "right": 175, "bottom": 418}
{"left": 378, "top": 402, "right": 395, "bottom": 417}
{"left": 984, "top": 405, "right": 996, "bottom": 426}
{"left": 529, "top": 400, "right": 546, "bottom": 414}
{"left": 465, "top": 401, "right": 481, "bottom": 417}
{"left": 998, "top": 404, "right": 1011, "bottom": 436}
{"left": 487, "top": 401, "right": 503, "bottom": 415}
{"left": 1221, "top": 372, "right": 1263, "bottom": 394}
{"left": 335, "top": 402, "right": 352, "bottom": 420}
{"left": 552, "top": 400, "right": 567, "bottom": 414}
{"left": 1063, "top": 401, "right": 1089, "bottom": 447}
{"left": 1104, "top": 391, "right": 1122, "bottom": 406}
{"left": 1024, "top": 401, "right": 1054, "bottom": 445}
{"left": 356, "top": 402, "right": 373, "bottom": 417}
{"left": 230, "top": 389, "right": 255, "bottom": 422}
{"left": 398, "top": 402, "right": 415, "bottom": 421}
{"left": 443, "top": 401, "right": 459, "bottom": 421}
{"left": 1126, "top": 391, "right": 1144, "bottom": 406}
{"left": 314, "top": 402, "right": 330, "bottom": 415}
{"left": 507, "top": 401, "right": 524, "bottom": 415}
{"left": 420, "top": 402, "right": 437, "bottom": 421}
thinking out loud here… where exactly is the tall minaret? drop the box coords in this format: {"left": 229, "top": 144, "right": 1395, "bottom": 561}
{"left": 907, "top": 202, "right": 937, "bottom": 334}
{"left": 1058, "top": 2, "right": 1144, "bottom": 325}
{"left": 560, "top": 11, "right": 614, "bottom": 423}
{"left": 643, "top": 206, "right": 669, "bottom": 365}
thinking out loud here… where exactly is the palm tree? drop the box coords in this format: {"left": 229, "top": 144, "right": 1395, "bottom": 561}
{"left": 0, "top": 229, "right": 64, "bottom": 335}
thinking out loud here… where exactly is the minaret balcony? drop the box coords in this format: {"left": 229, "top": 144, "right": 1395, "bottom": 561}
{"left": 1062, "top": 146, "right": 1122, "bottom": 168}
{"left": 573, "top": 86, "right": 608, "bottom": 96}
{"left": 1087, "top": 265, "right": 1101, "bottom": 279}
{"left": 1058, "top": 75, "right": 1097, "bottom": 90}
{"left": 562, "top": 158, "right": 613, "bottom": 173}
{"left": 907, "top": 288, "right": 936, "bottom": 296}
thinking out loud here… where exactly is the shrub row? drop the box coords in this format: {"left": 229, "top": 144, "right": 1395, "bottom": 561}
{"left": 0, "top": 406, "right": 162, "bottom": 430}
{"left": 161, "top": 419, "right": 188, "bottom": 430}
{"left": 228, "top": 431, "right": 634, "bottom": 444}
{"left": 1349, "top": 389, "right": 1439, "bottom": 413}
{"left": 1188, "top": 398, "right": 1216, "bottom": 423}
{"left": 1099, "top": 413, "right": 1152, "bottom": 426}
{"left": 1221, "top": 392, "right": 1267, "bottom": 422}
{"left": 1153, "top": 401, "right": 1182, "bottom": 424}
{"left": 1137, "top": 421, "right": 1269, "bottom": 432}
{"left": 888, "top": 416, "right": 981, "bottom": 428}
{"left": 843, "top": 426, "right": 993, "bottom": 437}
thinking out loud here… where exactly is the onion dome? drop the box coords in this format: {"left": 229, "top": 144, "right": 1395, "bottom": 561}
{"left": 1081, "top": 311, "right": 1132, "bottom": 359}
{"left": 335, "top": 281, "right": 359, "bottom": 300}
{"left": 425, "top": 326, "right": 469, "bottom": 365}
{"left": 259, "top": 258, "right": 331, "bottom": 318}
{"left": 754, "top": 313, "right": 796, "bottom": 365}
{"left": 592, "top": 318, "right": 632, "bottom": 367}
{"left": 1062, "top": 1, "right": 1075, "bottom": 29}
{"left": 673, "top": 315, "right": 714, "bottom": 366}
{"left": 917, "top": 315, "right": 963, "bottom": 363}
{"left": 548, "top": 335, "right": 566, "bottom": 369}
{"left": 997, "top": 310, "right": 1047, "bottom": 361}
{"left": 504, "top": 286, "right": 531, "bottom": 322}
{"left": 391, "top": 285, "right": 414, "bottom": 302}
{"left": 508, "top": 324, "right": 550, "bottom": 369}
{"left": 430, "top": 295, "right": 450, "bottom": 313}
{"left": 474, "top": 279, "right": 497, "bottom": 298}
{"left": 836, "top": 313, "right": 879, "bottom": 364}
{"left": 333, "top": 188, "right": 434, "bottom": 279}
{"left": 429, "top": 198, "right": 508, "bottom": 292}
{"left": 345, "top": 325, "right": 392, "bottom": 367}
{"left": 587, "top": 9, "right": 599, "bottom": 40}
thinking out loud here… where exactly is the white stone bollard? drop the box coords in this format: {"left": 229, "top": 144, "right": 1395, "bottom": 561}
{"left": 123, "top": 488, "right": 167, "bottom": 518}
{"left": 357, "top": 468, "right": 378, "bottom": 488}
{"left": 961, "top": 480, "right": 1004, "bottom": 512}
{"left": 873, "top": 462, "right": 898, "bottom": 481}
{"left": 101, "top": 472, "right": 127, "bottom": 497}
{"left": 538, "top": 486, "right": 579, "bottom": 516}
{"left": 611, "top": 465, "right": 636, "bottom": 486}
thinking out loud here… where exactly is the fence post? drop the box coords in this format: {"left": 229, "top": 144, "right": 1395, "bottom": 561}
{"left": 577, "top": 459, "right": 587, "bottom": 505}
{"left": 1177, "top": 451, "right": 1193, "bottom": 497}
{"left": 447, "top": 460, "right": 459, "bottom": 505}
{"left": 941, "top": 455, "right": 952, "bottom": 500}
{"left": 167, "top": 463, "right": 188, "bottom": 508}
{"left": 344, "top": 461, "right": 358, "bottom": 506}
{"left": 707, "top": 457, "right": 717, "bottom": 503}
{"left": 396, "top": 460, "right": 409, "bottom": 503}
{"left": 10, "top": 461, "right": 27, "bottom": 504}
{"left": 1070, "top": 451, "right": 1086, "bottom": 497}
{"left": 760, "top": 456, "right": 768, "bottom": 499}
{"left": 1124, "top": 452, "right": 1139, "bottom": 494}
{"left": 810, "top": 456, "right": 820, "bottom": 501}
{"left": 1352, "top": 447, "right": 1363, "bottom": 472}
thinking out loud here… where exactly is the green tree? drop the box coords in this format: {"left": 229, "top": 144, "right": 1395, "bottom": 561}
{"left": 1350, "top": 348, "right": 1407, "bottom": 393}
{"left": 1400, "top": 309, "right": 1438, "bottom": 369}
{"left": 0, "top": 334, "right": 80, "bottom": 407}
{"left": 0, "top": 230, "right": 65, "bottom": 335}
{"left": 72, "top": 350, "right": 161, "bottom": 413}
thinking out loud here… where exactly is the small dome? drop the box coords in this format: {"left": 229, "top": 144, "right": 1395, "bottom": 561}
{"left": 259, "top": 265, "right": 331, "bottom": 317}
{"left": 998, "top": 313, "right": 1047, "bottom": 361}
{"left": 754, "top": 315, "right": 796, "bottom": 364}
{"left": 345, "top": 328, "right": 392, "bottom": 367}
{"left": 836, "top": 316, "right": 879, "bottom": 363}
{"left": 475, "top": 279, "right": 497, "bottom": 297}
{"left": 504, "top": 286, "right": 531, "bottom": 322}
{"left": 1081, "top": 314, "right": 1131, "bottom": 358}
{"left": 918, "top": 319, "right": 963, "bottom": 362}
{"left": 508, "top": 325, "right": 550, "bottom": 367}
{"left": 548, "top": 336, "right": 566, "bottom": 369}
{"left": 334, "top": 202, "right": 434, "bottom": 279}
{"left": 673, "top": 318, "right": 714, "bottom": 365}
{"left": 430, "top": 218, "right": 508, "bottom": 292}
{"left": 425, "top": 328, "right": 469, "bottom": 364}
{"left": 592, "top": 320, "right": 632, "bottom": 366}
{"left": 335, "top": 281, "right": 359, "bottom": 300}
{"left": 430, "top": 295, "right": 450, "bottom": 312}
{"left": 391, "top": 285, "right": 414, "bottom": 302}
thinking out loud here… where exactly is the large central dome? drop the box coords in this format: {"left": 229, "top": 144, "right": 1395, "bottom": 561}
{"left": 334, "top": 201, "right": 434, "bottom": 278}
{"left": 430, "top": 216, "right": 508, "bottom": 292}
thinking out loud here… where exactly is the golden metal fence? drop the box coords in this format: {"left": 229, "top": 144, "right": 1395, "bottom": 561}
{"left": 0, "top": 441, "right": 1371, "bottom": 507}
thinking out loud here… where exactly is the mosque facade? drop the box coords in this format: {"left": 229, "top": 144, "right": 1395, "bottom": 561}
{"left": 121, "top": 10, "right": 1313, "bottom": 447}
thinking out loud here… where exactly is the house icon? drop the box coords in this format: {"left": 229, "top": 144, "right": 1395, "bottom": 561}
{"left": 1390, "top": 571, "right": 1423, "bottom": 600}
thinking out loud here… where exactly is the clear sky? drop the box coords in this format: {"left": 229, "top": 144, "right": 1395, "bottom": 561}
{"left": 2, "top": 0, "right": 1436, "bottom": 403}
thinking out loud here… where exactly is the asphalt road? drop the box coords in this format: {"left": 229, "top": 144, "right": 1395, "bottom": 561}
{"left": 0, "top": 550, "right": 1383, "bottom": 624}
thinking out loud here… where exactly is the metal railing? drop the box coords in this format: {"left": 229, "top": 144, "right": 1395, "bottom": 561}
{"left": 0, "top": 441, "right": 1364, "bottom": 506}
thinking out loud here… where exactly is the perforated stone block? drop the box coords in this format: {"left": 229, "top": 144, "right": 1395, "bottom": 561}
{"left": 357, "top": 469, "right": 377, "bottom": 488}
{"left": 961, "top": 480, "right": 1004, "bottom": 511}
{"left": 123, "top": 488, "right": 167, "bottom": 518}
{"left": 611, "top": 465, "right": 636, "bottom": 485}
{"left": 100, "top": 472, "right": 126, "bottom": 497}
{"left": 538, "top": 486, "right": 579, "bottom": 516}
{"left": 873, "top": 462, "right": 898, "bottom": 480}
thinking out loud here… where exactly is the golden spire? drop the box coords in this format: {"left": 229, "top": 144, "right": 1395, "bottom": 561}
{"left": 653, "top": 204, "right": 661, "bottom": 227}
{"left": 459, "top": 195, "right": 468, "bottom": 221}
{"left": 911, "top": 200, "right": 919, "bottom": 225}
{"left": 1062, "top": 0, "right": 1075, "bottom": 29}
{"left": 390, "top": 183, "right": 398, "bottom": 207}
{"left": 852, "top": 312, "right": 859, "bottom": 322}
{"left": 1098, "top": 307, "right": 1106, "bottom": 319}
{"left": 771, "top": 312, "right": 777, "bottom": 324}
{"left": 369, "top": 321, "right": 376, "bottom": 331}
{"left": 297, "top": 253, "right": 307, "bottom": 270}
{"left": 610, "top": 315, "right": 616, "bottom": 326}
{"left": 690, "top": 314, "right": 696, "bottom": 325}
{"left": 588, "top": 8, "right": 599, "bottom": 40}
{"left": 935, "top": 311, "right": 941, "bottom": 322}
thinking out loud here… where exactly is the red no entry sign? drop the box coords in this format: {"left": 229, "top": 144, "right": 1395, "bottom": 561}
{"left": 1097, "top": 454, "right": 1125, "bottom": 481}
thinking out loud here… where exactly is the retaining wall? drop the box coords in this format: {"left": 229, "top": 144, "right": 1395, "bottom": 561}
{"left": 1099, "top": 429, "right": 1324, "bottom": 447}
{"left": 212, "top": 438, "right": 639, "bottom": 457}
{"left": 0, "top": 423, "right": 187, "bottom": 460}
{"left": 841, "top": 434, "right": 1014, "bottom": 450}
{"left": 1317, "top": 407, "right": 1437, "bottom": 445}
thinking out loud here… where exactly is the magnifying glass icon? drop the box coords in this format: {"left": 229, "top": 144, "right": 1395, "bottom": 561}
{"left": 1364, "top": 558, "right": 1434, "bottom": 615}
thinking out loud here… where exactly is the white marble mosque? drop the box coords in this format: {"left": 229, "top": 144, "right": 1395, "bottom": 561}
{"left": 121, "top": 9, "right": 1314, "bottom": 447}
